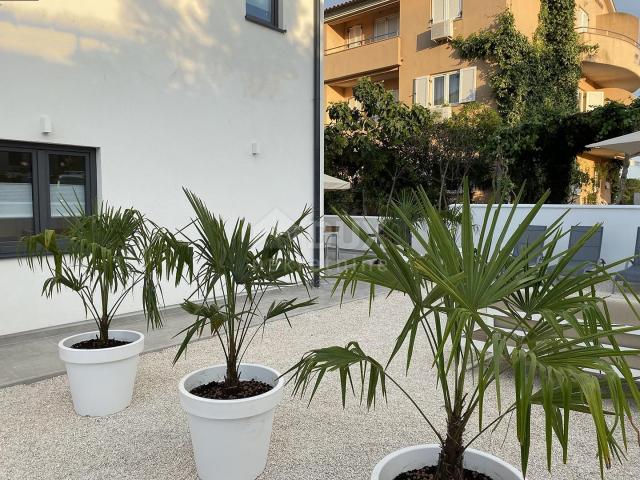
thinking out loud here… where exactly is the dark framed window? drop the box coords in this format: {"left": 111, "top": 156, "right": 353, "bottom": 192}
{"left": 246, "top": 0, "right": 285, "bottom": 32}
{"left": 0, "top": 141, "right": 97, "bottom": 258}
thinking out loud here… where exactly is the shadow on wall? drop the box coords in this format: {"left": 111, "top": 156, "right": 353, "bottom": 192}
{"left": 0, "top": 0, "right": 313, "bottom": 97}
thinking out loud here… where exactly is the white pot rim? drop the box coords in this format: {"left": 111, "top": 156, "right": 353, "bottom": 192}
{"left": 178, "top": 363, "right": 284, "bottom": 405}
{"left": 58, "top": 330, "right": 145, "bottom": 365}
{"left": 178, "top": 363, "right": 285, "bottom": 420}
{"left": 372, "top": 444, "right": 523, "bottom": 480}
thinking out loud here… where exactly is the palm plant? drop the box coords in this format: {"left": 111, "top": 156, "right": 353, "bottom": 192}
{"left": 23, "top": 205, "right": 167, "bottom": 345}
{"left": 379, "top": 190, "right": 425, "bottom": 245}
{"left": 288, "top": 184, "right": 640, "bottom": 479}
{"left": 147, "top": 189, "right": 316, "bottom": 388}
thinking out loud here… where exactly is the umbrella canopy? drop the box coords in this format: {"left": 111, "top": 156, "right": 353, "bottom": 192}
{"left": 323, "top": 174, "right": 350, "bottom": 191}
{"left": 586, "top": 130, "right": 640, "bottom": 157}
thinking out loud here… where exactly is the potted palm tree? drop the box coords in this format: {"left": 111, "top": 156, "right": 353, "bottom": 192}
{"left": 23, "top": 205, "right": 167, "bottom": 417}
{"left": 147, "top": 189, "right": 316, "bottom": 480}
{"left": 288, "top": 185, "right": 640, "bottom": 480}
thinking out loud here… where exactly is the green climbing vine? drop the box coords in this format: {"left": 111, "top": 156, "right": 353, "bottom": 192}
{"left": 450, "top": 0, "right": 621, "bottom": 202}
{"left": 452, "top": 0, "right": 594, "bottom": 125}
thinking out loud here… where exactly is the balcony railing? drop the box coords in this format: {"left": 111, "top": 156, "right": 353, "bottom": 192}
{"left": 325, "top": 32, "right": 400, "bottom": 55}
{"left": 577, "top": 27, "right": 640, "bottom": 50}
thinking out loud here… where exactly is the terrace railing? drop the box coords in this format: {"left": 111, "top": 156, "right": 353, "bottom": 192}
{"left": 325, "top": 31, "right": 400, "bottom": 55}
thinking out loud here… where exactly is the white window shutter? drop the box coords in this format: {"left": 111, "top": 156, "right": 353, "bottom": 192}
{"left": 577, "top": 90, "right": 585, "bottom": 112}
{"left": 585, "top": 91, "right": 605, "bottom": 111}
{"left": 348, "top": 25, "right": 363, "bottom": 47}
{"left": 459, "top": 67, "right": 477, "bottom": 103}
{"left": 432, "top": 0, "right": 445, "bottom": 23}
{"left": 388, "top": 14, "right": 399, "bottom": 36}
{"left": 448, "top": 0, "right": 461, "bottom": 19}
{"left": 413, "top": 76, "right": 429, "bottom": 107}
{"left": 374, "top": 18, "right": 387, "bottom": 40}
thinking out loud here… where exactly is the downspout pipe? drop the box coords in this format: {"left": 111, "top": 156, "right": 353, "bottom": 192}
{"left": 313, "top": 0, "right": 322, "bottom": 287}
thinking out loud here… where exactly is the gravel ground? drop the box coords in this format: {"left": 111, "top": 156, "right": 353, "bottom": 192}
{"left": 1, "top": 294, "right": 639, "bottom": 480}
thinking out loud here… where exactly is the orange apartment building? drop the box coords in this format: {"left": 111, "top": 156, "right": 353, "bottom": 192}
{"left": 324, "top": 0, "right": 640, "bottom": 204}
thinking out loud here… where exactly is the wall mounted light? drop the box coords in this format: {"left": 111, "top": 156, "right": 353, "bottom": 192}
{"left": 40, "top": 115, "right": 52, "bottom": 135}
{"left": 251, "top": 141, "right": 260, "bottom": 156}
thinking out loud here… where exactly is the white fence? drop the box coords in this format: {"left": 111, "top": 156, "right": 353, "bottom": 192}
{"left": 326, "top": 204, "right": 640, "bottom": 270}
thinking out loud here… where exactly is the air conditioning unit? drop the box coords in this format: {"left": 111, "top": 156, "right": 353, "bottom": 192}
{"left": 430, "top": 105, "right": 452, "bottom": 120}
{"left": 431, "top": 19, "right": 454, "bottom": 41}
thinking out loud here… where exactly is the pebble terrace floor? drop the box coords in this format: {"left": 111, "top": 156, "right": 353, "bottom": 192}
{"left": 1, "top": 294, "right": 639, "bottom": 480}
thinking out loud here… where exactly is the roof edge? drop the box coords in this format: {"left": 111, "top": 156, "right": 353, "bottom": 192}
{"left": 325, "top": 0, "right": 397, "bottom": 21}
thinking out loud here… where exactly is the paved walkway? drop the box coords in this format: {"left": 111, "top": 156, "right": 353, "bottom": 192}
{"left": 0, "top": 275, "right": 372, "bottom": 388}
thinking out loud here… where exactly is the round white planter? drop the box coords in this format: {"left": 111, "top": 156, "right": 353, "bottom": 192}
{"left": 58, "top": 330, "right": 144, "bottom": 417}
{"left": 178, "top": 363, "right": 285, "bottom": 480}
{"left": 371, "top": 444, "right": 523, "bottom": 480}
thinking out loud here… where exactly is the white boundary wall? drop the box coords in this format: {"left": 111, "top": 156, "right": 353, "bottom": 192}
{"left": 327, "top": 204, "right": 640, "bottom": 269}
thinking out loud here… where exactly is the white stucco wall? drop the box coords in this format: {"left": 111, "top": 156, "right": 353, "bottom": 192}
{"left": 0, "top": 0, "right": 322, "bottom": 335}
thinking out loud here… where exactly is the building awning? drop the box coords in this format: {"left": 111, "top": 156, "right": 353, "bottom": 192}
{"left": 324, "top": 174, "right": 350, "bottom": 191}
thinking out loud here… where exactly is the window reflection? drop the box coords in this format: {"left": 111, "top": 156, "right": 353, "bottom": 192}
{"left": 247, "top": 0, "right": 273, "bottom": 23}
{"left": 0, "top": 151, "right": 34, "bottom": 242}
{"left": 49, "top": 154, "right": 87, "bottom": 233}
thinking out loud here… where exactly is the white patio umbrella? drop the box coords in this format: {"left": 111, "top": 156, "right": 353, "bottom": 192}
{"left": 586, "top": 130, "right": 640, "bottom": 157}
{"left": 323, "top": 174, "right": 350, "bottom": 191}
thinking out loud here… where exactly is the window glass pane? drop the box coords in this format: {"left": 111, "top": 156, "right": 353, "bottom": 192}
{"left": 449, "top": 72, "right": 460, "bottom": 104}
{"left": 434, "top": 76, "right": 445, "bottom": 105}
{"left": 247, "top": 0, "right": 273, "bottom": 22}
{"left": 49, "top": 154, "right": 86, "bottom": 222}
{"left": 0, "top": 150, "right": 34, "bottom": 242}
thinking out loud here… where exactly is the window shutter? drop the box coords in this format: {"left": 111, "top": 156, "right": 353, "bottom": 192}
{"left": 459, "top": 67, "right": 477, "bottom": 103}
{"left": 413, "top": 76, "right": 429, "bottom": 107}
{"left": 577, "top": 90, "right": 585, "bottom": 112}
{"left": 348, "top": 25, "right": 363, "bottom": 47}
{"left": 578, "top": 8, "right": 589, "bottom": 31}
{"left": 585, "top": 91, "right": 605, "bottom": 111}
{"left": 432, "top": 0, "right": 444, "bottom": 23}
{"left": 388, "top": 14, "right": 399, "bottom": 36}
{"left": 374, "top": 18, "right": 387, "bottom": 40}
{"left": 448, "top": 0, "right": 461, "bottom": 19}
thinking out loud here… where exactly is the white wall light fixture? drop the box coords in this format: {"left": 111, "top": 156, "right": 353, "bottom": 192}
{"left": 40, "top": 115, "right": 52, "bottom": 135}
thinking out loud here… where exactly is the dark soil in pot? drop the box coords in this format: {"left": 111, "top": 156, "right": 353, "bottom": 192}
{"left": 190, "top": 379, "right": 273, "bottom": 400}
{"left": 394, "top": 466, "right": 493, "bottom": 480}
{"left": 71, "top": 338, "right": 131, "bottom": 349}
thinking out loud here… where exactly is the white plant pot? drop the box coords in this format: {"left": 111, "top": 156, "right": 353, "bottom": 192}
{"left": 178, "top": 363, "right": 285, "bottom": 480}
{"left": 372, "top": 444, "right": 523, "bottom": 480}
{"left": 58, "top": 330, "right": 144, "bottom": 417}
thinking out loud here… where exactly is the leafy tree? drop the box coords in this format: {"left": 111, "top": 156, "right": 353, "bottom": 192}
{"left": 325, "top": 78, "right": 500, "bottom": 213}
{"left": 621, "top": 178, "right": 640, "bottom": 205}
{"left": 500, "top": 101, "right": 640, "bottom": 203}
{"left": 325, "top": 78, "right": 434, "bottom": 215}
{"left": 416, "top": 102, "right": 501, "bottom": 207}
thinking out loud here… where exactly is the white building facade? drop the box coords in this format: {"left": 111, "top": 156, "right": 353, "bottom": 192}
{"left": 0, "top": 0, "right": 323, "bottom": 336}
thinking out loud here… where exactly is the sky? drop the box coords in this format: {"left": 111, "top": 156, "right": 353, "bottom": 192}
{"left": 616, "top": 0, "right": 640, "bottom": 16}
